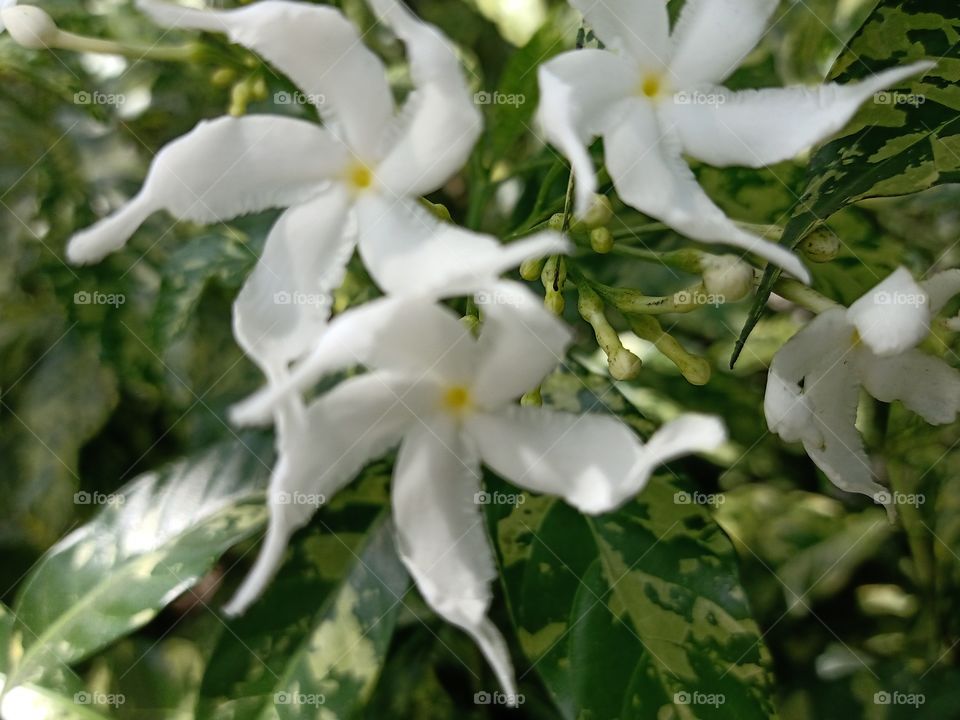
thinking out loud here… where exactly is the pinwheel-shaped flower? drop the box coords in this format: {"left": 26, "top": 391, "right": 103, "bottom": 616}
{"left": 65, "top": 0, "right": 560, "bottom": 378}
{"left": 765, "top": 267, "right": 960, "bottom": 510}
{"left": 229, "top": 283, "right": 726, "bottom": 698}
{"left": 537, "top": 0, "right": 934, "bottom": 282}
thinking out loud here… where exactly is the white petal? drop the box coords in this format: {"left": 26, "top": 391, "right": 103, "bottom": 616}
{"left": 921, "top": 268, "right": 960, "bottom": 314}
{"left": 605, "top": 98, "right": 809, "bottom": 281}
{"left": 668, "top": 0, "right": 778, "bottom": 86}
{"left": 536, "top": 50, "right": 638, "bottom": 216}
{"left": 568, "top": 0, "right": 670, "bottom": 69}
{"left": 801, "top": 353, "right": 887, "bottom": 506}
{"left": 392, "top": 420, "right": 517, "bottom": 698}
{"left": 232, "top": 187, "right": 352, "bottom": 373}
{"left": 469, "top": 407, "right": 723, "bottom": 515}
{"left": 67, "top": 116, "right": 342, "bottom": 264}
{"left": 226, "top": 372, "right": 417, "bottom": 615}
{"left": 472, "top": 281, "right": 572, "bottom": 408}
{"left": 355, "top": 194, "right": 568, "bottom": 296}
{"left": 858, "top": 348, "right": 960, "bottom": 426}
{"left": 663, "top": 63, "right": 934, "bottom": 167}
{"left": 370, "top": 0, "right": 482, "bottom": 196}
{"left": 137, "top": 0, "right": 394, "bottom": 158}
{"left": 764, "top": 308, "right": 853, "bottom": 445}
{"left": 847, "top": 267, "right": 931, "bottom": 356}
{"left": 231, "top": 297, "right": 476, "bottom": 426}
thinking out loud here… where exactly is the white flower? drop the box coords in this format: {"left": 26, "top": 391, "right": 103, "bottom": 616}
{"left": 765, "top": 267, "right": 960, "bottom": 510}
{"left": 227, "top": 283, "right": 726, "bottom": 697}
{"left": 65, "top": 0, "right": 563, "bottom": 377}
{"left": 536, "top": 0, "right": 935, "bottom": 283}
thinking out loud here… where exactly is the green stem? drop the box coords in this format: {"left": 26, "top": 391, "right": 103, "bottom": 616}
{"left": 54, "top": 30, "right": 201, "bottom": 62}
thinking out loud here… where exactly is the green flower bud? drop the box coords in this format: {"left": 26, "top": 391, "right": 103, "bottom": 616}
{"left": 590, "top": 227, "right": 614, "bottom": 254}
{"left": 578, "top": 194, "right": 613, "bottom": 229}
{"left": 608, "top": 346, "right": 642, "bottom": 381}
{"left": 520, "top": 387, "right": 543, "bottom": 407}
{"left": 519, "top": 257, "right": 545, "bottom": 282}
{"left": 544, "top": 291, "right": 565, "bottom": 316}
{"left": 547, "top": 213, "right": 566, "bottom": 231}
{"left": 210, "top": 68, "right": 236, "bottom": 87}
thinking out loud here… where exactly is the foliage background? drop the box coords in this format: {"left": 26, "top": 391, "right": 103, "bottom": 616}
{"left": 1, "top": 0, "right": 959, "bottom": 718}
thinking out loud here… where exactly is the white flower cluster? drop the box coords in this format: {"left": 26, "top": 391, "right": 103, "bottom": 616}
{"left": 6, "top": 0, "right": 946, "bottom": 698}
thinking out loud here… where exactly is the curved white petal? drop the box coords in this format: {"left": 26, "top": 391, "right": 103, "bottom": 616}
{"left": 847, "top": 267, "right": 930, "bottom": 356}
{"left": 469, "top": 407, "right": 722, "bottom": 515}
{"left": 801, "top": 353, "right": 887, "bottom": 506}
{"left": 231, "top": 297, "right": 476, "bottom": 426}
{"left": 536, "top": 49, "right": 638, "bottom": 216}
{"left": 370, "top": 0, "right": 482, "bottom": 196}
{"left": 233, "top": 187, "right": 352, "bottom": 373}
{"left": 858, "top": 348, "right": 960, "bottom": 426}
{"left": 355, "top": 194, "right": 568, "bottom": 296}
{"left": 0, "top": 0, "right": 18, "bottom": 34}
{"left": 663, "top": 63, "right": 934, "bottom": 167}
{"left": 225, "top": 371, "right": 418, "bottom": 615}
{"left": 764, "top": 308, "right": 853, "bottom": 445}
{"left": 605, "top": 98, "right": 809, "bottom": 281}
{"left": 472, "top": 281, "right": 572, "bottom": 408}
{"left": 392, "top": 420, "right": 517, "bottom": 698}
{"left": 668, "top": 0, "right": 778, "bottom": 86}
{"left": 569, "top": 0, "right": 670, "bottom": 69}
{"left": 138, "top": 0, "right": 394, "bottom": 158}
{"left": 921, "top": 268, "right": 960, "bottom": 314}
{"left": 67, "top": 116, "right": 342, "bottom": 264}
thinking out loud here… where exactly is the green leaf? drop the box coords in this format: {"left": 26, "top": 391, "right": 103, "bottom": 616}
{"left": 1, "top": 332, "right": 118, "bottom": 549}
{"left": 5, "top": 437, "right": 271, "bottom": 690}
{"left": 487, "top": 472, "right": 777, "bottom": 719}
{"left": 482, "top": 16, "right": 566, "bottom": 163}
{"left": 733, "top": 0, "right": 960, "bottom": 365}
{"left": 153, "top": 232, "right": 257, "bottom": 348}
{"left": 196, "top": 508, "right": 409, "bottom": 720}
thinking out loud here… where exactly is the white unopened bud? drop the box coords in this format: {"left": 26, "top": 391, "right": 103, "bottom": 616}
{"left": 701, "top": 254, "right": 754, "bottom": 303}
{"left": 2, "top": 5, "right": 60, "bottom": 49}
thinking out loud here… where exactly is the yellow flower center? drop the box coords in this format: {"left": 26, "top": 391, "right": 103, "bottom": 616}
{"left": 345, "top": 161, "right": 374, "bottom": 191}
{"left": 639, "top": 72, "right": 664, "bottom": 99}
{"left": 442, "top": 385, "right": 473, "bottom": 415}
{"left": 851, "top": 329, "right": 862, "bottom": 347}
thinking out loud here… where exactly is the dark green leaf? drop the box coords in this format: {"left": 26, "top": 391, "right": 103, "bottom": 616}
{"left": 733, "top": 0, "right": 960, "bottom": 365}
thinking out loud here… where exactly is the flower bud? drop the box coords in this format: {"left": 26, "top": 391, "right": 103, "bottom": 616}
{"left": 590, "top": 227, "right": 614, "bottom": 254}
{"left": 519, "top": 257, "right": 545, "bottom": 282}
{"left": 547, "top": 213, "right": 566, "bottom": 231}
{"left": 544, "top": 291, "right": 565, "bottom": 315}
{"left": 2, "top": 5, "right": 60, "bottom": 49}
{"left": 520, "top": 388, "right": 542, "bottom": 407}
{"left": 800, "top": 228, "right": 840, "bottom": 263}
{"left": 608, "top": 346, "right": 642, "bottom": 381}
{"left": 700, "top": 254, "right": 754, "bottom": 303}
{"left": 577, "top": 194, "right": 613, "bottom": 229}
